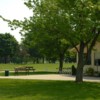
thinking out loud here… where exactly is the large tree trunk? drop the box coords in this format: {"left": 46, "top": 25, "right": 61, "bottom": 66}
{"left": 59, "top": 54, "right": 64, "bottom": 74}
{"left": 76, "top": 42, "right": 85, "bottom": 82}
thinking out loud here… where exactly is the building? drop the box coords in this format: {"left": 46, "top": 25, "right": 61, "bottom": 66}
{"left": 71, "top": 42, "right": 100, "bottom": 72}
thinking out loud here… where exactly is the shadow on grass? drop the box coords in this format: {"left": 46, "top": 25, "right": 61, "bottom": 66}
{"left": 0, "top": 79, "right": 100, "bottom": 100}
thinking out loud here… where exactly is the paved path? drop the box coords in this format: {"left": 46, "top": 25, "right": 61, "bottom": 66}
{"left": 0, "top": 74, "right": 100, "bottom": 82}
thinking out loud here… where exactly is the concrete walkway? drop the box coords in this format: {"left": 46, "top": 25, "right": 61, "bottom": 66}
{"left": 0, "top": 74, "right": 100, "bottom": 83}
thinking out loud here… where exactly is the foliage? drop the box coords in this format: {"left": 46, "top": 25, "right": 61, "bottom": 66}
{"left": 17, "top": 0, "right": 72, "bottom": 72}
{"left": 0, "top": 0, "right": 100, "bottom": 82}
{"left": 85, "top": 67, "right": 94, "bottom": 76}
{"left": 63, "top": 0, "right": 100, "bottom": 82}
{"left": 23, "top": 0, "right": 100, "bottom": 81}
{"left": 0, "top": 33, "right": 19, "bottom": 63}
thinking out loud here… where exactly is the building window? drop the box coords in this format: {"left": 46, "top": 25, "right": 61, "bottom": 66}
{"left": 95, "top": 59, "right": 100, "bottom": 66}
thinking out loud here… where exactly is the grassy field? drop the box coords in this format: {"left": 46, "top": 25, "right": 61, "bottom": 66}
{"left": 0, "top": 63, "right": 75, "bottom": 76}
{"left": 0, "top": 79, "right": 100, "bottom": 100}
{"left": 0, "top": 64, "right": 100, "bottom": 100}
{"left": 0, "top": 63, "right": 75, "bottom": 71}
{"left": 0, "top": 63, "right": 74, "bottom": 71}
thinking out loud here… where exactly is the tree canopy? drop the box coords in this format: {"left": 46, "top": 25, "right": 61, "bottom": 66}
{"left": 0, "top": 33, "right": 19, "bottom": 63}
{"left": 0, "top": 0, "right": 100, "bottom": 82}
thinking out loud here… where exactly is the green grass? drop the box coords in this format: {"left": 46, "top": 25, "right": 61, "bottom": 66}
{"left": 0, "top": 63, "right": 75, "bottom": 71}
{"left": 0, "top": 71, "right": 58, "bottom": 76}
{"left": 0, "top": 79, "right": 100, "bottom": 100}
{"left": 0, "top": 63, "right": 75, "bottom": 76}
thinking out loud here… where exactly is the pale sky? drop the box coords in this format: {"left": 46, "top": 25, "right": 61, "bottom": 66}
{"left": 0, "top": 0, "right": 32, "bottom": 42}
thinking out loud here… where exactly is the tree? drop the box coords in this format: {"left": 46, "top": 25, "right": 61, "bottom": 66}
{"left": 24, "top": 0, "right": 72, "bottom": 73}
{"left": 0, "top": 0, "right": 72, "bottom": 72}
{"left": 30, "top": 0, "right": 100, "bottom": 81}
{"left": 0, "top": 33, "right": 19, "bottom": 63}
{"left": 0, "top": 0, "right": 100, "bottom": 82}
{"left": 59, "top": 0, "right": 100, "bottom": 82}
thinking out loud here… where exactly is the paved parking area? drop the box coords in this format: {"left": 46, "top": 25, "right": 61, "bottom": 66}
{"left": 0, "top": 74, "right": 100, "bottom": 82}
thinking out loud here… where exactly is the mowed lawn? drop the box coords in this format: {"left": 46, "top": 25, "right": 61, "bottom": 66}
{"left": 0, "top": 63, "right": 75, "bottom": 71}
{"left": 0, "top": 64, "right": 100, "bottom": 100}
{"left": 0, "top": 63, "right": 74, "bottom": 71}
{"left": 0, "top": 63, "right": 75, "bottom": 76}
{"left": 0, "top": 79, "right": 100, "bottom": 100}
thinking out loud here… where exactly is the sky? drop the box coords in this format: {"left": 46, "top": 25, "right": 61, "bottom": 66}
{"left": 0, "top": 0, "right": 32, "bottom": 42}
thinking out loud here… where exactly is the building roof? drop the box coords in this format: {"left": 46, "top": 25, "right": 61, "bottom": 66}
{"left": 70, "top": 42, "right": 100, "bottom": 53}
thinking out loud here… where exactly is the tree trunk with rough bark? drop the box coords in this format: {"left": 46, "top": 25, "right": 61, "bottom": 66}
{"left": 76, "top": 42, "right": 85, "bottom": 82}
{"left": 59, "top": 54, "right": 64, "bottom": 74}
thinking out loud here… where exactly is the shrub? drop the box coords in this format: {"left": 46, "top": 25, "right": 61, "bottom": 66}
{"left": 86, "top": 67, "right": 94, "bottom": 76}
{"left": 72, "top": 65, "right": 76, "bottom": 75}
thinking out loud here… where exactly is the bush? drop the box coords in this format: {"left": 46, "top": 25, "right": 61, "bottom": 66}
{"left": 86, "top": 67, "right": 94, "bottom": 76}
{"left": 72, "top": 65, "right": 76, "bottom": 75}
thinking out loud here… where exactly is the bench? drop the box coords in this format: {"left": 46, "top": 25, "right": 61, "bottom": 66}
{"left": 56, "top": 68, "right": 72, "bottom": 74}
{"left": 14, "top": 66, "right": 35, "bottom": 74}
{"left": 63, "top": 68, "right": 72, "bottom": 74}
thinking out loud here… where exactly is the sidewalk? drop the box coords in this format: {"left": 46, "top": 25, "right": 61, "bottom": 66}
{"left": 0, "top": 74, "right": 100, "bottom": 83}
